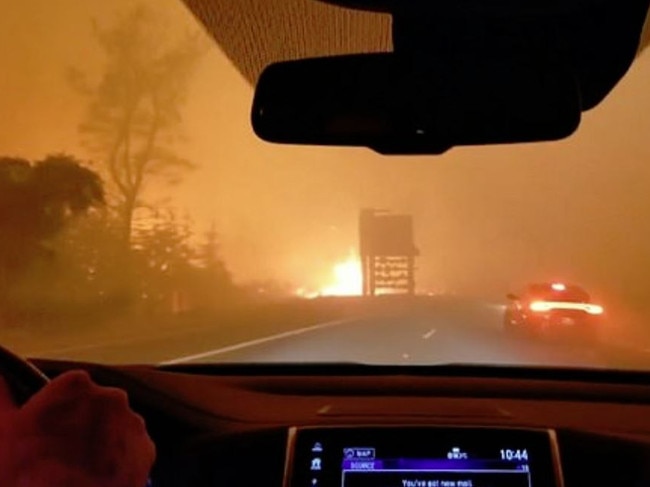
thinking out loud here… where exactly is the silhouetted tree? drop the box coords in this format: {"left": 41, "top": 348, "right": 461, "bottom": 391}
{"left": 129, "top": 212, "right": 235, "bottom": 312}
{"left": 48, "top": 211, "right": 127, "bottom": 304}
{"left": 0, "top": 154, "right": 104, "bottom": 310}
{"left": 200, "top": 223, "right": 230, "bottom": 280}
{"left": 70, "top": 5, "right": 204, "bottom": 245}
{"left": 193, "top": 222, "right": 234, "bottom": 307}
{"left": 131, "top": 210, "right": 196, "bottom": 312}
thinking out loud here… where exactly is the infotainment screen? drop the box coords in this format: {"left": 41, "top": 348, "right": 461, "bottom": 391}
{"left": 288, "top": 428, "right": 560, "bottom": 487}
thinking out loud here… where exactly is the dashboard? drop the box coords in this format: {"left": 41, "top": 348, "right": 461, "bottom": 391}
{"left": 33, "top": 361, "right": 650, "bottom": 487}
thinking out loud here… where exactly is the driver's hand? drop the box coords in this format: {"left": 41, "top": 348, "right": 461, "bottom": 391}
{"left": 0, "top": 370, "right": 155, "bottom": 487}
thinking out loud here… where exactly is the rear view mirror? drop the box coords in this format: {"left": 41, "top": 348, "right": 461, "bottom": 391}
{"left": 249, "top": 0, "right": 649, "bottom": 155}
{"left": 252, "top": 52, "right": 581, "bottom": 155}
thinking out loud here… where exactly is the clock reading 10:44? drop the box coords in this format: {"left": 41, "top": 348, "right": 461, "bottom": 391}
{"left": 500, "top": 449, "right": 529, "bottom": 461}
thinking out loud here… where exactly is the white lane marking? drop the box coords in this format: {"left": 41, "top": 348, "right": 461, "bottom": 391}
{"left": 159, "top": 319, "right": 350, "bottom": 365}
{"left": 422, "top": 328, "right": 437, "bottom": 340}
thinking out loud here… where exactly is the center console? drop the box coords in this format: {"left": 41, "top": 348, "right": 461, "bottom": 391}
{"left": 286, "top": 427, "right": 562, "bottom": 487}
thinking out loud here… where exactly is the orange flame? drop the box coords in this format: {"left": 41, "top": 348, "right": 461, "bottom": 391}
{"left": 320, "top": 253, "right": 363, "bottom": 297}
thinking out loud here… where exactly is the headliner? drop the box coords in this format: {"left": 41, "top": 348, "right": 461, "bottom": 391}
{"left": 183, "top": 0, "right": 391, "bottom": 84}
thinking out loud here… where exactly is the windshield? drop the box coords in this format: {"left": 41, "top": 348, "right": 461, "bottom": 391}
{"left": 2, "top": 0, "right": 650, "bottom": 369}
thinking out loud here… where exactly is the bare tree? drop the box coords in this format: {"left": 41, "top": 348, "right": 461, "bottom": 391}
{"left": 71, "top": 5, "right": 204, "bottom": 244}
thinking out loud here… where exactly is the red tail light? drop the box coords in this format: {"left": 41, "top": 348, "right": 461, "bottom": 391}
{"left": 529, "top": 300, "right": 604, "bottom": 315}
{"left": 586, "top": 304, "right": 604, "bottom": 315}
{"left": 529, "top": 301, "right": 551, "bottom": 312}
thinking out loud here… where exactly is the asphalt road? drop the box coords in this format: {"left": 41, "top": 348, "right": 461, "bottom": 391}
{"left": 162, "top": 299, "right": 642, "bottom": 368}
{"left": 22, "top": 296, "right": 650, "bottom": 370}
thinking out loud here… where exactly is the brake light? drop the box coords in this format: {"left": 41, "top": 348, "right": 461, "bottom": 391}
{"left": 551, "top": 283, "right": 566, "bottom": 291}
{"left": 529, "top": 301, "right": 551, "bottom": 312}
{"left": 586, "top": 304, "right": 604, "bottom": 315}
{"left": 529, "top": 300, "right": 604, "bottom": 314}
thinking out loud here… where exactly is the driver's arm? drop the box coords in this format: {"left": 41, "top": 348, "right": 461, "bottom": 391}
{"left": 0, "top": 370, "right": 155, "bottom": 487}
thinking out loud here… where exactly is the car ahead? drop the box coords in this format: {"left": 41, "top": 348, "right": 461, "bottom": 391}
{"left": 504, "top": 283, "right": 604, "bottom": 341}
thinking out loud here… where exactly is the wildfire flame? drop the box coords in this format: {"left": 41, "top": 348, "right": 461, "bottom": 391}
{"left": 319, "top": 253, "right": 363, "bottom": 297}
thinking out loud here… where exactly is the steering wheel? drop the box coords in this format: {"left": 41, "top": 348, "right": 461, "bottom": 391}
{"left": 0, "top": 344, "right": 49, "bottom": 405}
